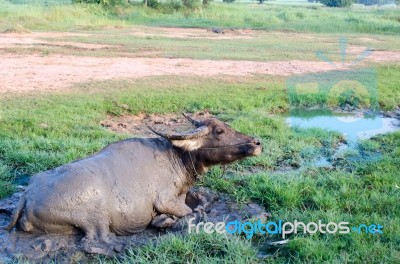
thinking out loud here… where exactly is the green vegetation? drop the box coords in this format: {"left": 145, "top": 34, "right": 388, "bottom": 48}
{"left": 73, "top": 0, "right": 124, "bottom": 7}
{"left": 202, "top": 131, "right": 400, "bottom": 263}
{"left": 320, "top": 0, "right": 354, "bottom": 7}
{"left": 1, "top": 1, "right": 399, "bottom": 262}
{"left": 1, "top": 1, "right": 400, "bottom": 34}
{"left": 1, "top": 64, "right": 399, "bottom": 184}
{"left": 0, "top": 75, "right": 323, "bottom": 182}
{"left": 3, "top": 29, "right": 399, "bottom": 64}
{"left": 104, "top": 232, "right": 259, "bottom": 263}
{"left": 0, "top": 63, "right": 399, "bottom": 263}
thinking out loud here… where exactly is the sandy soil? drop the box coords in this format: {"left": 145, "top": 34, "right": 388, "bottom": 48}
{"left": 3, "top": 52, "right": 400, "bottom": 94}
{"left": 0, "top": 54, "right": 351, "bottom": 93}
{"left": 1, "top": 29, "right": 400, "bottom": 94}
{"left": 344, "top": 45, "right": 400, "bottom": 63}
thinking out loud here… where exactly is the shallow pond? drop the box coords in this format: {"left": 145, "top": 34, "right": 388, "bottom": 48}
{"left": 286, "top": 109, "right": 400, "bottom": 167}
{"left": 287, "top": 109, "right": 400, "bottom": 143}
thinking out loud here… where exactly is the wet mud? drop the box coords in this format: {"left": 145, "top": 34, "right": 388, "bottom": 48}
{"left": 0, "top": 187, "right": 268, "bottom": 263}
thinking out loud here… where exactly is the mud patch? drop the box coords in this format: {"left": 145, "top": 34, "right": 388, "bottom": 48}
{"left": 100, "top": 111, "right": 213, "bottom": 137}
{"left": 0, "top": 187, "right": 269, "bottom": 263}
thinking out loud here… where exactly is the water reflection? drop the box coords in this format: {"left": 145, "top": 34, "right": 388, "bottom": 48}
{"left": 287, "top": 109, "right": 399, "bottom": 143}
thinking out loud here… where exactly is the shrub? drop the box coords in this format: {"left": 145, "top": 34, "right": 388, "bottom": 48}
{"left": 146, "top": 0, "right": 160, "bottom": 9}
{"left": 182, "top": 0, "right": 201, "bottom": 9}
{"left": 73, "top": 0, "right": 100, "bottom": 3}
{"left": 319, "top": 0, "right": 354, "bottom": 6}
{"left": 223, "top": 0, "right": 236, "bottom": 3}
{"left": 73, "top": 0, "right": 124, "bottom": 6}
{"left": 145, "top": 0, "right": 208, "bottom": 11}
{"left": 161, "top": 0, "right": 183, "bottom": 12}
{"left": 101, "top": 0, "right": 124, "bottom": 5}
{"left": 202, "top": 0, "right": 213, "bottom": 5}
{"left": 338, "top": 90, "right": 361, "bottom": 109}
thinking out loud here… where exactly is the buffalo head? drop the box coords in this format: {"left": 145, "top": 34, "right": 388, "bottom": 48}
{"left": 149, "top": 113, "right": 262, "bottom": 170}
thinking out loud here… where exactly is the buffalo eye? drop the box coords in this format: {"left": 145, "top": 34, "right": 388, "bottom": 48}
{"left": 215, "top": 129, "right": 224, "bottom": 135}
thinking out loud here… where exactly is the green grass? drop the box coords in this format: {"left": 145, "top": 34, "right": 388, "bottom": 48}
{"left": 1, "top": 65, "right": 398, "bottom": 184}
{"left": 0, "top": 1, "right": 399, "bottom": 34}
{"left": 378, "top": 65, "right": 400, "bottom": 110}
{"left": 201, "top": 132, "right": 400, "bottom": 263}
{"left": 101, "top": 232, "right": 259, "bottom": 264}
{"left": 2, "top": 3, "right": 399, "bottom": 63}
{"left": 14, "top": 30, "right": 395, "bottom": 63}
{"left": 1, "top": 4, "right": 400, "bottom": 259}
{"left": 1, "top": 28, "right": 399, "bottom": 85}
{"left": 0, "top": 1, "right": 126, "bottom": 32}
{"left": 0, "top": 75, "right": 288, "bottom": 181}
{"left": 0, "top": 63, "right": 399, "bottom": 262}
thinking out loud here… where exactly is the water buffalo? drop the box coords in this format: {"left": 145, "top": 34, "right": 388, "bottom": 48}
{"left": 4, "top": 114, "right": 262, "bottom": 252}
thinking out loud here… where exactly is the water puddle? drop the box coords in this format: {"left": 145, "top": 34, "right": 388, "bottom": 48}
{"left": 286, "top": 109, "right": 400, "bottom": 167}
{"left": 287, "top": 109, "right": 400, "bottom": 142}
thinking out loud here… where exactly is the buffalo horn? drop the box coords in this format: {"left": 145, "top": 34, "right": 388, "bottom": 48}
{"left": 148, "top": 125, "right": 209, "bottom": 140}
{"left": 182, "top": 112, "right": 201, "bottom": 126}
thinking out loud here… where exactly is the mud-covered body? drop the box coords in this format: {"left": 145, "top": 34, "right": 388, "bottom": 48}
{"left": 12, "top": 138, "right": 192, "bottom": 236}
{"left": 5, "top": 116, "right": 262, "bottom": 251}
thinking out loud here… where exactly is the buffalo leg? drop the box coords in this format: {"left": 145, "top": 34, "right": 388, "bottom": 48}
{"left": 154, "top": 192, "right": 192, "bottom": 217}
{"left": 151, "top": 214, "right": 178, "bottom": 228}
{"left": 79, "top": 218, "right": 119, "bottom": 256}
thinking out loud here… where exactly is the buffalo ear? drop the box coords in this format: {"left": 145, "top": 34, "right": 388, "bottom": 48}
{"left": 170, "top": 138, "right": 204, "bottom": 151}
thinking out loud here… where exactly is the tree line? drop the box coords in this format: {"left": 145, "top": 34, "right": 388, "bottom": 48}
{"left": 73, "top": 0, "right": 399, "bottom": 8}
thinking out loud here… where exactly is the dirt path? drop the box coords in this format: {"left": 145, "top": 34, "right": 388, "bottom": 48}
{"left": 0, "top": 55, "right": 351, "bottom": 94}
{"left": 1, "top": 29, "right": 399, "bottom": 94}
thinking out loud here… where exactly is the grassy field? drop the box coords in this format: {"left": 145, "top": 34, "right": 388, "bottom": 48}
{"left": 0, "top": 1, "right": 399, "bottom": 34}
{"left": 1, "top": 67, "right": 400, "bottom": 262}
{"left": 1, "top": 1, "right": 400, "bottom": 263}
{"left": 2, "top": 29, "right": 398, "bottom": 63}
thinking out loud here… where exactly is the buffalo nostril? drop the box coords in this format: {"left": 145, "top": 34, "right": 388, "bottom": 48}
{"left": 253, "top": 139, "right": 261, "bottom": 146}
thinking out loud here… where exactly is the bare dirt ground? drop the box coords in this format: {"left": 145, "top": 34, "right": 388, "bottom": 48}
{"left": 1, "top": 29, "right": 400, "bottom": 94}
{"left": 0, "top": 32, "right": 96, "bottom": 47}
{"left": 0, "top": 54, "right": 349, "bottom": 94}
{"left": 101, "top": 113, "right": 193, "bottom": 137}
{"left": 101, "top": 110, "right": 213, "bottom": 137}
